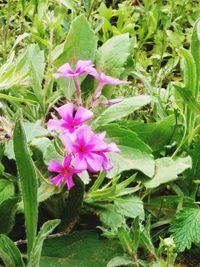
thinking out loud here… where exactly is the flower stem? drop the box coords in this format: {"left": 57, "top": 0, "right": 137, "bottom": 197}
{"left": 73, "top": 77, "right": 82, "bottom": 106}
{"left": 89, "top": 83, "right": 103, "bottom": 108}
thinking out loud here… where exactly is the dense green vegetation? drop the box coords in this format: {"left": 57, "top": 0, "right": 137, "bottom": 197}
{"left": 0, "top": 0, "right": 200, "bottom": 266}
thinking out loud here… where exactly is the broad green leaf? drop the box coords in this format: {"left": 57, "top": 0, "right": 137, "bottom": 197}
{"left": 0, "top": 234, "right": 24, "bottom": 267}
{"left": 99, "top": 204, "right": 125, "bottom": 229}
{"left": 0, "top": 197, "right": 19, "bottom": 234}
{"left": 0, "top": 180, "right": 15, "bottom": 204}
{"left": 96, "top": 34, "right": 130, "bottom": 77}
{"left": 170, "top": 208, "right": 200, "bottom": 252}
{"left": 97, "top": 124, "right": 152, "bottom": 154}
{"left": 40, "top": 231, "right": 122, "bottom": 267}
{"left": 108, "top": 146, "right": 155, "bottom": 178}
{"left": 107, "top": 256, "right": 133, "bottom": 267}
{"left": 31, "top": 137, "right": 63, "bottom": 165}
{"left": 5, "top": 121, "right": 48, "bottom": 160}
{"left": 118, "top": 115, "right": 176, "bottom": 152}
{"left": 56, "top": 15, "right": 97, "bottom": 65}
{"left": 114, "top": 196, "right": 144, "bottom": 220}
{"left": 28, "top": 219, "right": 60, "bottom": 267}
{"left": 144, "top": 156, "right": 192, "bottom": 188}
{"left": 92, "top": 96, "right": 151, "bottom": 128}
{"left": 13, "top": 118, "right": 38, "bottom": 257}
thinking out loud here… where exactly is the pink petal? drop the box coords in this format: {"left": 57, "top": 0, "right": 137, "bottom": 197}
{"left": 89, "top": 135, "right": 108, "bottom": 151}
{"left": 47, "top": 119, "right": 66, "bottom": 131}
{"left": 99, "top": 73, "right": 129, "bottom": 86}
{"left": 50, "top": 173, "right": 64, "bottom": 186}
{"left": 53, "top": 73, "right": 64, "bottom": 78}
{"left": 96, "top": 131, "right": 106, "bottom": 140}
{"left": 101, "top": 153, "right": 113, "bottom": 172}
{"left": 86, "top": 152, "right": 104, "bottom": 172}
{"left": 63, "top": 155, "right": 72, "bottom": 169}
{"left": 106, "top": 142, "right": 120, "bottom": 153}
{"left": 62, "top": 134, "right": 75, "bottom": 153}
{"left": 48, "top": 160, "right": 63, "bottom": 172}
{"left": 87, "top": 67, "right": 99, "bottom": 78}
{"left": 56, "top": 103, "right": 74, "bottom": 122}
{"left": 73, "top": 106, "right": 93, "bottom": 125}
{"left": 58, "top": 63, "right": 73, "bottom": 75}
{"left": 65, "top": 174, "right": 75, "bottom": 190}
{"left": 73, "top": 154, "right": 88, "bottom": 170}
{"left": 76, "top": 125, "right": 94, "bottom": 146}
{"left": 76, "top": 60, "right": 94, "bottom": 75}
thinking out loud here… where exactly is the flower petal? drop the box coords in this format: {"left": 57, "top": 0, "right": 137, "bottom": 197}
{"left": 62, "top": 134, "right": 75, "bottom": 153}
{"left": 76, "top": 60, "right": 93, "bottom": 75}
{"left": 48, "top": 160, "right": 63, "bottom": 172}
{"left": 47, "top": 119, "right": 66, "bottom": 131}
{"left": 65, "top": 174, "right": 75, "bottom": 190}
{"left": 76, "top": 125, "right": 94, "bottom": 147}
{"left": 50, "top": 173, "right": 64, "bottom": 186}
{"left": 86, "top": 152, "right": 103, "bottom": 172}
{"left": 106, "top": 142, "right": 120, "bottom": 153}
{"left": 58, "top": 63, "right": 73, "bottom": 75}
{"left": 99, "top": 73, "right": 128, "bottom": 85}
{"left": 74, "top": 107, "right": 93, "bottom": 125}
{"left": 63, "top": 155, "right": 72, "bottom": 169}
{"left": 73, "top": 154, "right": 88, "bottom": 171}
{"left": 56, "top": 103, "right": 74, "bottom": 122}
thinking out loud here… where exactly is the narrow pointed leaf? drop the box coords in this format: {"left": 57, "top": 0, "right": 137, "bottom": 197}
{"left": 13, "top": 117, "right": 38, "bottom": 257}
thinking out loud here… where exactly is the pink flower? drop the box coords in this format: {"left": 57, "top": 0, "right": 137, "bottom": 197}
{"left": 62, "top": 125, "right": 120, "bottom": 173}
{"left": 48, "top": 103, "right": 93, "bottom": 133}
{"left": 88, "top": 68, "right": 128, "bottom": 87}
{"left": 48, "top": 155, "right": 81, "bottom": 190}
{"left": 53, "top": 60, "right": 93, "bottom": 79}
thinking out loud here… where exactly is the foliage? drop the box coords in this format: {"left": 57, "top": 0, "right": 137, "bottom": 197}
{"left": 0, "top": 0, "right": 200, "bottom": 266}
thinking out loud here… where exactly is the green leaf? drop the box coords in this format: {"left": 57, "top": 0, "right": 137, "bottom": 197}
{"left": 144, "top": 156, "right": 192, "bottom": 189}
{"left": 97, "top": 124, "right": 152, "bottom": 154}
{"left": 56, "top": 15, "right": 97, "bottom": 65}
{"left": 107, "top": 256, "right": 133, "bottom": 267}
{"left": 13, "top": 118, "right": 38, "bottom": 257}
{"left": 28, "top": 219, "right": 61, "bottom": 267}
{"left": 191, "top": 18, "right": 200, "bottom": 97}
{"left": 40, "top": 231, "right": 122, "bottom": 267}
{"left": 30, "top": 62, "right": 44, "bottom": 111}
{"left": 92, "top": 96, "right": 151, "bottom": 128}
{"left": 31, "top": 137, "right": 63, "bottom": 165}
{"left": 108, "top": 146, "right": 155, "bottom": 178}
{"left": 118, "top": 115, "right": 176, "bottom": 152}
{"left": 173, "top": 85, "right": 200, "bottom": 113}
{"left": 0, "top": 180, "right": 15, "bottom": 204}
{"left": 0, "top": 197, "right": 19, "bottom": 234}
{"left": 170, "top": 208, "right": 200, "bottom": 252}
{"left": 117, "top": 227, "right": 133, "bottom": 254}
{"left": 114, "top": 196, "right": 144, "bottom": 220}
{"left": 99, "top": 204, "right": 125, "bottom": 229}
{"left": 26, "top": 44, "right": 45, "bottom": 84}
{"left": 0, "top": 234, "right": 24, "bottom": 267}
{"left": 96, "top": 34, "right": 130, "bottom": 77}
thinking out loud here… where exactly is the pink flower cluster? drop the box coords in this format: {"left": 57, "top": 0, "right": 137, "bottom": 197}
{"left": 48, "top": 103, "right": 119, "bottom": 190}
{"left": 47, "top": 60, "right": 126, "bottom": 190}
{"left": 53, "top": 60, "right": 128, "bottom": 107}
